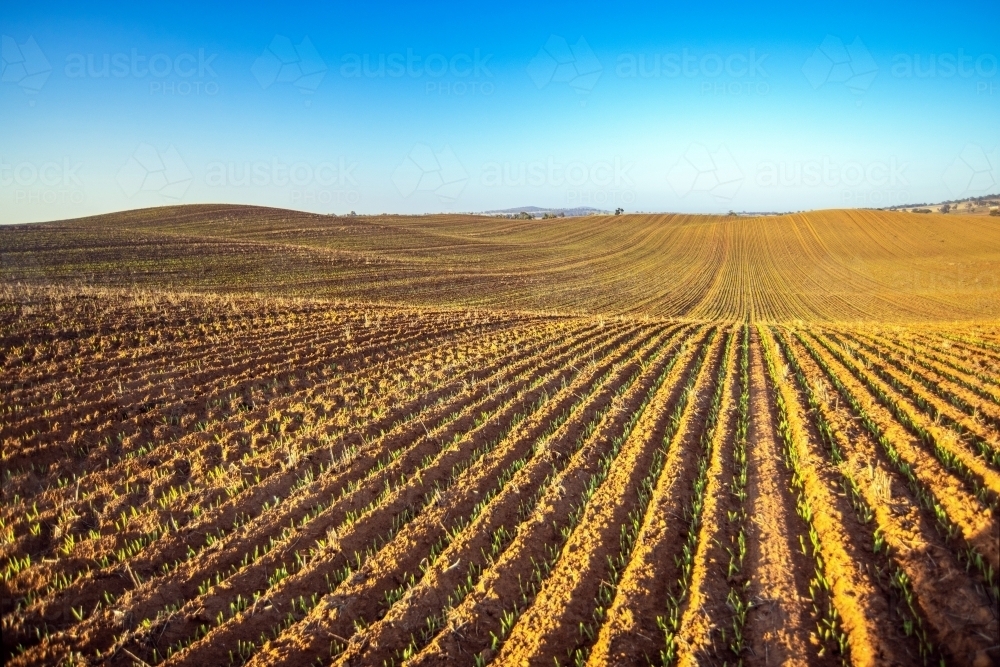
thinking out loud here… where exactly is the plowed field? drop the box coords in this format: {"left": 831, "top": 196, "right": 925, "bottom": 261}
{"left": 2, "top": 207, "right": 999, "bottom": 666}
{"left": 2, "top": 206, "right": 999, "bottom": 321}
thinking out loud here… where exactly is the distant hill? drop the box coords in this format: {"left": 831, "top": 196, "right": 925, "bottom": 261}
{"left": 481, "top": 206, "right": 610, "bottom": 217}
{"left": 880, "top": 193, "right": 1000, "bottom": 215}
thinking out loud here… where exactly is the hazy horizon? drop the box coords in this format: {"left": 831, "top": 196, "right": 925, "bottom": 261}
{"left": 2, "top": 0, "right": 998, "bottom": 224}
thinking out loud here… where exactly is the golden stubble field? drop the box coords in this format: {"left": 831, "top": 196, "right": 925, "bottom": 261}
{"left": 1, "top": 207, "right": 998, "bottom": 666}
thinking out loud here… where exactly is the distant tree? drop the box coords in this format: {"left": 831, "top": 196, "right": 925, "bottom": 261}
{"left": 614, "top": 207, "right": 624, "bottom": 215}
{"left": 941, "top": 204, "right": 951, "bottom": 213}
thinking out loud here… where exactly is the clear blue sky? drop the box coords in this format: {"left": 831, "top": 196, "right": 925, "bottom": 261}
{"left": 2, "top": 0, "right": 998, "bottom": 222}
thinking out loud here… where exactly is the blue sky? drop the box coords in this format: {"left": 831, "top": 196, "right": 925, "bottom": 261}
{"left": 1, "top": 0, "right": 998, "bottom": 222}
